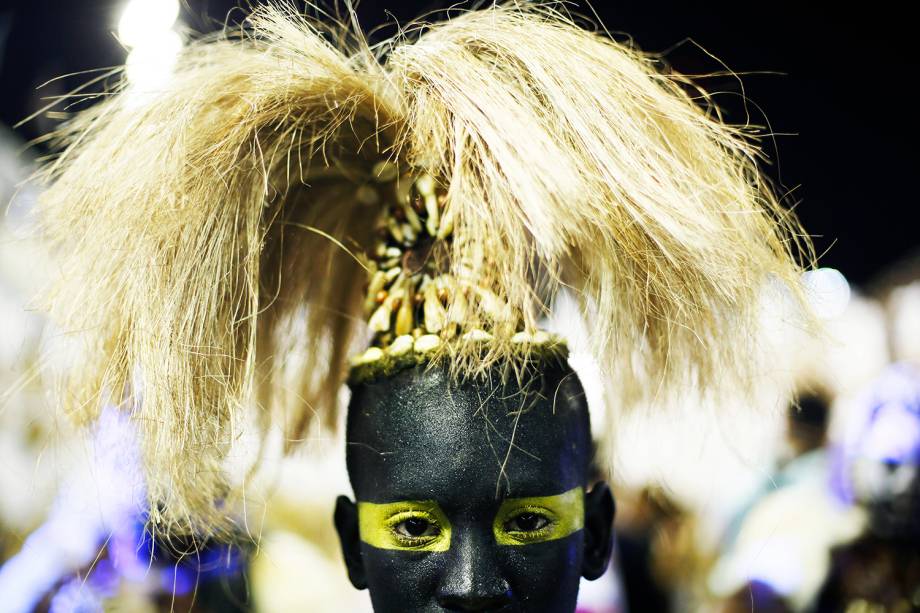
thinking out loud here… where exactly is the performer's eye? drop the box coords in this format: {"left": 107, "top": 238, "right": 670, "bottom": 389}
{"left": 393, "top": 516, "right": 440, "bottom": 539}
{"left": 492, "top": 487, "right": 583, "bottom": 546}
{"left": 385, "top": 511, "right": 443, "bottom": 547}
{"left": 360, "top": 501, "right": 452, "bottom": 551}
{"left": 504, "top": 511, "right": 552, "bottom": 534}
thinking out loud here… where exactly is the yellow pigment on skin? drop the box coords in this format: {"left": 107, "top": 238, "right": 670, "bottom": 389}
{"left": 358, "top": 486, "right": 584, "bottom": 551}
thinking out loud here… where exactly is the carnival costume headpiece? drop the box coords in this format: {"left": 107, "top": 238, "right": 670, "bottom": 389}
{"left": 37, "top": 3, "right": 809, "bottom": 537}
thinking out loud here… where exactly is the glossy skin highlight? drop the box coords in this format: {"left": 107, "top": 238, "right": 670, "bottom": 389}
{"left": 334, "top": 363, "right": 615, "bottom": 612}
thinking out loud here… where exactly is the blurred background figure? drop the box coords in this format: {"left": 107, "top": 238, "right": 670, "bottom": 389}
{"left": 615, "top": 487, "right": 702, "bottom": 613}
{"left": 709, "top": 389, "right": 866, "bottom": 612}
{"left": 815, "top": 364, "right": 920, "bottom": 612}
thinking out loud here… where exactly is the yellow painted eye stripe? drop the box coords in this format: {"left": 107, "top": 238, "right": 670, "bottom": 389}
{"left": 358, "top": 486, "right": 584, "bottom": 551}
{"left": 493, "top": 486, "right": 584, "bottom": 546}
{"left": 358, "top": 500, "right": 452, "bottom": 552}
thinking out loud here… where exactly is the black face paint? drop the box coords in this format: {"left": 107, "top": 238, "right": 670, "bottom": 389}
{"left": 335, "top": 362, "right": 615, "bottom": 612}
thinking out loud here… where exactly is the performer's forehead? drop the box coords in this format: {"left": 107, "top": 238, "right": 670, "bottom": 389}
{"left": 345, "top": 364, "right": 590, "bottom": 503}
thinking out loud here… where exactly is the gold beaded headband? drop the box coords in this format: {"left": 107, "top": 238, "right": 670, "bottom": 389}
{"left": 349, "top": 165, "right": 567, "bottom": 383}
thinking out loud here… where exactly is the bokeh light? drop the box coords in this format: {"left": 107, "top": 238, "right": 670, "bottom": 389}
{"left": 802, "top": 267, "right": 851, "bottom": 319}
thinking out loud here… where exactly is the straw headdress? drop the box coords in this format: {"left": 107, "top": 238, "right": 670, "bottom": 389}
{"left": 36, "top": 2, "right": 810, "bottom": 536}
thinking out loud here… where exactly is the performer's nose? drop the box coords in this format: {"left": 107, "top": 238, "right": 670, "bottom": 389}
{"left": 435, "top": 528, "right": 513, "bottom": 611}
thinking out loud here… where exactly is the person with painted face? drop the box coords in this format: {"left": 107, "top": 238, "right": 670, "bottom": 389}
{"left": 336, "top": 356, "right": 614, "bottom": 611}
{"left": 35, "top": 3, "right": 811, "bottom": 611}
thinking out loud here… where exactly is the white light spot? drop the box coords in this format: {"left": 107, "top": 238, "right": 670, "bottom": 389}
{"left": 124, "top": 29, "right": 182, "bottom": 94}
{"left": 802, "top": 267, "right": 851, "bottom": 320}
{"left": 117, "top": 0, "right": 180, "bottom": 48}
{"left": 117, "top": 0, "right": 183, "bottom": 105}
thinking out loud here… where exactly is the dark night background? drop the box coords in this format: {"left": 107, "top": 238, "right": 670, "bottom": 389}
{"left": 1, "top": 1, "right": 915, "bottom": 289}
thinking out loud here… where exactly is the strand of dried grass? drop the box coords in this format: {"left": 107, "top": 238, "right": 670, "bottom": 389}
{"left": 37, "top": 2, "right": 812, "bottom": 536}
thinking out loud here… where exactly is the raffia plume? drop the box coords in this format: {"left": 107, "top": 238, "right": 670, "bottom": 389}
{"left": 36, "top": 2, "right": 812, "bottom": 536}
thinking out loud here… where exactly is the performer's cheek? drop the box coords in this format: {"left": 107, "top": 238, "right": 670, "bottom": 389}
{"left": 360, "top": 546, "right": 445, "bottom": 612}
{"left": 499, "top": 535, "right": 584, "bottom": 612}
